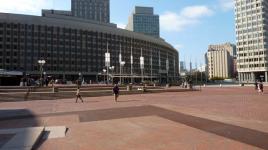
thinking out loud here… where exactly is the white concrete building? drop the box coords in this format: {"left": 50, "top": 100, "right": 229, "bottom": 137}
{"left": 206, "top": 49, "right": 232, "bottom": 79}
{"left": 235, "top": 0, "right": 268, "bottom": 83}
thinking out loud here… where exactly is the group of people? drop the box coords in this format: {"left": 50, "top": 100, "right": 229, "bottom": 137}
{"left": 20, "top": 76, "right": 52, "bottom": 87}
{"left": 75, "top": 84, "right": 120, "bottom": 103}
{"left": 254, "top": 81, "right": 264, "bottom": 94}
{"left": 181, "top": 80, "right": 193, "bottom": 89}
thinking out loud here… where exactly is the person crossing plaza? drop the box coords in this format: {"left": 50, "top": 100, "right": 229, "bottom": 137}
{"left": 113, "top": 84, "right": 120, "bottom": 102}
{"left": 75, "top": 86, "right": 84, "bottom": 103}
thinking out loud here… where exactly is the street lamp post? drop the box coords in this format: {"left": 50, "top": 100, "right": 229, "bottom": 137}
{"left": 103, "top": 69, "right": 107, "bottom": 84}
{"left": 120, "top": 61, "right": 125, "bottom": 84}
{"left": 140, "top": 48, "right": 144, "bottom": 83}
{"left": 109, "top": 66, "right": 115, "bottom": 84}
{"left": 38, "top": 59, "right": 46, "bottom": 86}
{"left": 105, "top": 42, "right": 110, "bottom": 84}
{"left": 131, "top": 45, "right": 133, "bottom": 83}
{"left": 150, "top": 49, "right": 153, "bottom": 83}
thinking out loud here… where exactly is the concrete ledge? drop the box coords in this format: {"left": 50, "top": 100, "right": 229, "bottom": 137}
{"left": 0, "top": 127, "right": 44, "bottom": 150}
{"left": 43, "top": 126, "right": 67, "bottom": 139}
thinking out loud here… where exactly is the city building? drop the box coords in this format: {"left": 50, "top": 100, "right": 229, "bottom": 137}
{"left": 179, "top": 61, "right": 186, "bottom": 73}
{"left": 71, "top": 0, "right": 110, "bottom": 23}
{"left": 126, "top": 6, "right": 159, "bottom": 38}
{"left": 235, "top": 0, "right": 268, "bottom": 83}
{"left": 0, "top": 12, "right": 179, "bottom": 85}
{"left": 206, "top": 43, "right": 236, "bottom": 79}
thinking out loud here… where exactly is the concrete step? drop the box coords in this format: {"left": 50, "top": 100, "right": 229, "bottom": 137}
{"left": 0, "top": 127, "right": 44, "bottom": 150}
{"left": 0, "top": 126, "right": 67, "bottom": 150}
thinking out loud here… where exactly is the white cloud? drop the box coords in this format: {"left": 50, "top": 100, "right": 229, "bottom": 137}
{"left": 117, "top": 23, "right": 126, "bottom": 29}
{"left": 160, "top": 5, "right": 213, "bottom": 32}
{"left": 180, "top": 6, "right": 213, "bottom": 18}
{"left": 219, "top": 0, "right": 234, "bottom": 11}
{"left": 0, "top": 0, "right": 52, "bottom": 15}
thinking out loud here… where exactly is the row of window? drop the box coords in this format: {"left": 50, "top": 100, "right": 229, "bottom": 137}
{"left": 237, "top": 57, "right": 267, "bottom": 63}
{"left": 238, "top": 63, "right": 267, "bottom": 69}
{"left": 236, "top": 21, "right": 263, "bottom": 29}
{"left": 236, "top": 33, "right": 264, "bottom": 40}
{"left": 236, "top": 27, "right": 263, "bottom": 34}
{"left": 237, "top": 51, "right": 266, "bottom": 56}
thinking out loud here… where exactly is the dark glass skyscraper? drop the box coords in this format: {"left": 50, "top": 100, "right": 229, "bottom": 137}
{"left": 71, "top": 0, "right": 110, "bottom": 23}
{"left": 126, "top": 6, "right": 159, "bottom": 38}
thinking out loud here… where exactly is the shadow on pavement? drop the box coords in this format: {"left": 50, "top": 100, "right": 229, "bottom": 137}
{"left": 0, "top": 109, "right": 41, "bottom": 149}
{"left": 1, "top": 106, "right": 268, "bottom": 149}
{"left": 78, "top": 105, "right": 268, "bottom": 149}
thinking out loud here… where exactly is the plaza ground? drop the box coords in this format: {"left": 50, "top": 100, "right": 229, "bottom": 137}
{"left": 0, "top": 86, "right": 268, "bottom": 150}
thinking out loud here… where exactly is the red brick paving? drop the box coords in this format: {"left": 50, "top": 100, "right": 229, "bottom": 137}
{"left": 0, "top": 86, "right": 267, "bottom": 149}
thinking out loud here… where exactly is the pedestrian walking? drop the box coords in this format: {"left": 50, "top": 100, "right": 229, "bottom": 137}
{"left": 258, "top": 82, "right": 264, "bottom": 95}
{"left": 113, "top": 84, "right": 119, "bottom": 102}
{"left": 75, "top": 87, "right": 84, "bottom": 103}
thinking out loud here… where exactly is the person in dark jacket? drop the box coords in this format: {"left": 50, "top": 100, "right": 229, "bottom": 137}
{"left": 113, "top": 84, "right": 119, "bottom": 102}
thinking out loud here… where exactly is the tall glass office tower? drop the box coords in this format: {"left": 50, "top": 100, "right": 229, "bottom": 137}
{"left": 235, "top": 0, "right": 268, "bottom": 82}
{"left": 71, "top": 0, "right": 110, "bottom": 23}
{"left": 126, "top": 6, "right": 159, "bottom": 38}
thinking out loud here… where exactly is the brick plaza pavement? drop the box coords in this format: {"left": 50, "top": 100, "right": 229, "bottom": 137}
{"left": 0, "top": 86, "right": 268, "bottom": 150}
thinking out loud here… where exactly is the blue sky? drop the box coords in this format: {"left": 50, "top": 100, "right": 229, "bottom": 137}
{"left": 0, "top": 0, "right": 235, "bottom": 68}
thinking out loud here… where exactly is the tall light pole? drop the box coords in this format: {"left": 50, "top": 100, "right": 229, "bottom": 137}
{"left": 173, "top": 55, "right": 176, "bottom": 83}
{"left": 131, "top": 44, "right": 133, "bottom": 83}
{"left": 109, "top": 66, "right": 115, "bottom": 83}
{"left": 105, "top": 42, "right": 110, "bottom": 84}
{"left": 150, "top": 48, "right": 153, "bottom": 83}
{"left": 166, "top": 53, "right": 169, "bottom": 84}
{"left": 140, "top": 48, "right": 144, "bottom": 83}
{"left": 120, "top": 61, "right": 125, "bottom": 84}
{"left": 38, "top": 59, "right": 46, "bottom": 86}
{"left": 78, "top": 72, "right": 82, "bottom": 87}
{"left": 103, "top": 69, "right": 107, "bottom": 84}
{"left": 159, "top": 50, "right": 161, "bottom": 83}
{"left": 119, "top": 44, "right": 122, "bottom": 84}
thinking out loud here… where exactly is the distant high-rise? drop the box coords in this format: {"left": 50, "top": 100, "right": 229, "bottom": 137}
{"left": 235, "top": 0, "right": 268, "bottom": 83}
{"left": 71, "top": 0, "right": 110, "bottom": 23}
{"left": 179, "top": 61, "right": 186, "bottom": 73}
{"left": 126, "top": 6, "right": 159, "bottom": 38}
{"left": 206, "top": 43, "right": 236, "bottom": 79}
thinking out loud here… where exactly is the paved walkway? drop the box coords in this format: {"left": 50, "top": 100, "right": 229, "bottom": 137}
{"left": 0, "top": 87, "right": 268, "bottom": 149}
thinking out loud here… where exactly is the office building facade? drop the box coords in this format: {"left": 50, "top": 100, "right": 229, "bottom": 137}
{"left": 71, "top": 0, "right": 110, "bottom": 23}
{"left": 206, "top": 43, "right": 236, "bottom": 79}
{"left": 0, "top": 13, "right": 179, "bottom": 84}
{"left": 235, "top": 0, "right": 268, "bottom": 82}
{"left": 126, "top": 6, "right": 159, "bottom": 38}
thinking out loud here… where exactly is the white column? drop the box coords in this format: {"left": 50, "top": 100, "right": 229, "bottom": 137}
{"left": 251, "top": 72, "right": 255, "bottom": 82}
{"left": 238, "top": 72, "right": 241, "bottom": 83}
